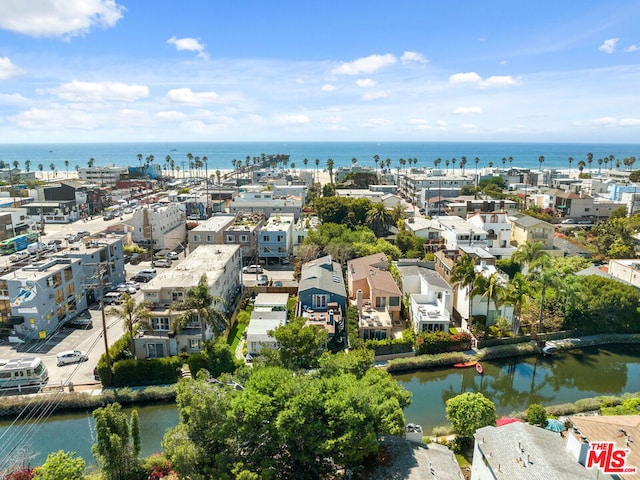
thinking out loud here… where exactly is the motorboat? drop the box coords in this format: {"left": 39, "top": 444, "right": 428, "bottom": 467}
{"left": 542, "top": 343, "right": 558, "bottom": 355}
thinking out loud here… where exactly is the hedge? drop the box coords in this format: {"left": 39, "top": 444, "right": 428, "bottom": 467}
{"left": 111, "top": 356, "right": 183, "bottom": 387}
{"left": 415, "top": 331, "right": 472, "bottom": 354}
{"left": 363, "top": 338, "right": 414, "bottom": 356}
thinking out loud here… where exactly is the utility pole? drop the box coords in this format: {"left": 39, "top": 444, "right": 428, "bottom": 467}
{"left": 83, "top": 262, "right": 112, "bottom": 369}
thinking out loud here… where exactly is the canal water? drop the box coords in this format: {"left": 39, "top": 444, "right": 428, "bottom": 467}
{"left": 1, "top": 344, "right": 640, "bottom": 467}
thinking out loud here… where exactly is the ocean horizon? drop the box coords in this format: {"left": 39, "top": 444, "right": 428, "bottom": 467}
{"left": 0, "top": 141, "right": 639, "bottom": 173}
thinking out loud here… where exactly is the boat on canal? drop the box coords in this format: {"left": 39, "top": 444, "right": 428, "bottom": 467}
{"left": 453, "top": 360, "right": 477, "bottom": 368}
{"left": 476, "top": 362, "right": 484, "bottom": 374}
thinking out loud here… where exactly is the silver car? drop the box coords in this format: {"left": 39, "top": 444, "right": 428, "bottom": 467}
{"left": 56, "top": 350, "right": 89, "bottom": 367}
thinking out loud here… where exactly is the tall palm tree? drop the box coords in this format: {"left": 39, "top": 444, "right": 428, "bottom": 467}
{"left": 385, "top": 158, "right": 391, "bottom": 171}
{"left": 186, "top": 152, "right": 193, "bottom": 178}
{"left": 38, "top": 163, "right": 44, "bottom": 177}
{"left": 399, "top": 158, "right": 406, "bottom": 170}
{"left": 451, "top": 157, "right": 457, "bottom": 174}
{"left": 170, "top": 274, "right": 228, "bottom": 342}
{"left": 137, "top": 154, "right": 143, "bottom": 167}
{"left": 502, "top": 157, "right": 507, "bottom": 169}
{"left": 108, "top": 295, "right": 152, "bottom": 357}
{"left": 526, "top": 256, "right": 557, "bottom": 334}
{"left": 577, "top": 160, "right": 586, "bottom": 175}
{"left": 508, "top": 156, "right": 513, "bottom": 168}
{"left": 512, "top": 241, "right": 547, "bottom": 275}
{"left": 567, "top": 156, "right": 573, "bottom": 175}
{"left": 49, "top": 163, "right": 56, "bottom": 179}
{"left": 450, "top": 253, "right": 477, "bottom": 329}
{"left": 433, "top": 157, "right": 442, "bottom": 170}
{"left": 87, "top": 157, "right": 95, "bottom": 168}
{"left": 64, "top": 160, "right": 69, "bottom": 178}
{"left": 538, "top": 155, "right": 545, "bottom": 170}
{"left": 303, "top": 158, "right": 309, "bottom": 170}
{"left": 502, "top": 272, "right": 530, "bottom": 333}
{"left": 373, "top": 154, "right": 380, "bottom": 177}
{"left": 314, "top": 158, "right": 320, "bottom": 183}
{"left": 460, "top": 156, "right": 467, "bottom": 175}
{"left": 24, "top": 159, "right": 31, "bottom": 172}
{"left": 326, "top": 158, "right": 335, "bottom": 184}
{"left": 472, "top": 272, "right": 505, "bottom": 324}
{"left": 365, "top": 202, "right": 393, "bottom": 237}
{"left": 587, "top": 152, "right": 593, "bottom": 173}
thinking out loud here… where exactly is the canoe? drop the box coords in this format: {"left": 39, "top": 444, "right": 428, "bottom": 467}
{"left": 476, "top": 362, "right": 484, "bottom": 374}
{"left": 453, "top": 361, "right": 477, "bottom": 368}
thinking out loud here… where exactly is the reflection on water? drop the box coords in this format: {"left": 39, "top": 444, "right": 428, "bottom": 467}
{"left": 2, "top": 345, "right": 640, "bottom": 465}
{"left": 395, "top": 345, "right": 640, "bottom": 432}
{"left": 0, "top": 403, "right": 179, "bottom": 467}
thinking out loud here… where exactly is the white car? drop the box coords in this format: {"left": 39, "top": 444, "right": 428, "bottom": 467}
{"left": 257, "top": 274, "right": 269, "bottom": 286}
{"left": 125, "top": 281, "right": 140, "bottom": 290}
{"left": 243, "top": 264, "right": 263, "bottom": 274}
{"left": 56, "top": 350, "right": 89, "bottom": 366}
{"left": 116, "top": 283, "right": 137, "bottom": 294}
{"left": 166, "top": 251, "right": 179, "bottom": 260}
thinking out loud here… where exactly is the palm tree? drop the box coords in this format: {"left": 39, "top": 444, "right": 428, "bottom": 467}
{"left": 24, "top": 160, "right": 31, "bottom": 172}
{"left": 587, "top": 152, "right": 593, "bottom": 173}
{"left": 303, "top": 158, "right": 309, "bottom": 170}
{"left": 88, "top": 157, "right": 95, "bottom": 168}
{"left": 567, "top": 156, "right": 573, "bottom": 175}
{"left": 577, "top": 160, "right": 586, "bottom": 175}
{"left": 538, "top": 155, "right": 545, "bottom": 170}
{"left": 365, "top": 202, "right": 393, "bottom": 237}
{"left": 137, "top": 154, "right": 143, "bottom": 167}
{"left": 50, "top": 163, "right": 56, "bottom": 179}
{"left": 186, "top": 152, "right": 193, "bottom": 178}
{"left": 170, "top": 274, "right": 228, "bottom": 342}
{"left": 502, "top": 272, "right": 530, "bottom": 334}
{"left": 526, "top": 256, "right": 557, "bottom": 334}
{"left": 450, "top": 254, "right": 477, "bottom": 329}
{"left": 433, "top": 157, "right": 442, "bottom": 170}
{"left": 373, "top": 154, "right": 380, "bottom": 177}
{"left": 451, "top": 157, "right": 457, "bottom": 174}
{"left": 508, "top": 156, "right": 513, "bottom": 168}
{"left": 108, "top": 295, "right": 152, "bottom": 357}
{"left": 385, "top": 158, "right": 391, "bottom": 171}
{"left": 38, "top": 163, "right": 44, "bottom": 178}
{"left": 598, "top": 158, "right": 603, "bottom": 174}
{"left": 502, "top": 157, "right": 507, "bottom": 169}
{"left": 472, "top": 272, "right": 505, "bottom": 324}
{"left": 314, "top": 158, "right": 320, "bottom": 183}
{"left": 512, "top": 241, "right": 547, "bottom": 275}
{"left": 326, "top": 158, "right": 335, "bottom": 184}
{"left": 460, "top": 156, "right": 467, "bottom": 175}
{"left": 64, "top": 160, "right": 69, "bottom": 178}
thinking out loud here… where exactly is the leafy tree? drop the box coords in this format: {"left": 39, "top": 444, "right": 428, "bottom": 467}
{"left": 92, "top": 402, "right": 142, "bottom": 480}
{"left": 266, "top": 317, "right": 328, "bottom": 370}
{"left": 171, "top": 274, "right": 228, "bottom": 342}
{"left": 446, "top": 392, "right": 496, "bottom": 438}
{"left": 318, "top": 349, "right": 374, "bottom": 378}
{"left": 32, "top": 450, "right": 86, "bottom": 480}
{"left": 107, "top": 294, "right": 152, "bottom": 358}
{"left": 526, "top": 403, "right": 547, "bottom": 426}
{"left": 472, "top": 272, "right": 506, "bottom": 325}
{"left": 322, "top": 183, "right": 336, "bottom": 197}
{"left": 366, "top": 202, "right": 394, "bottom": 236}
{"left": 512, "top": 241, "right": 547, "bottom": 275}
{"left": 450, "top": 254, "right": 477, "bottom": 328}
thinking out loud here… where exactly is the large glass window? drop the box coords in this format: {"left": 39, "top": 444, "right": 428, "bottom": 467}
{"left": 153, "top": 317, "right": 170, "bottom": 331}
{"left": 389, "top": 296, "right": 400, "bottom": 307}
{"left": 375, "top": 297, "right": 387, "bottom": 308}
{"left": 146, "top": 343, "right": 165, "bottom": 358}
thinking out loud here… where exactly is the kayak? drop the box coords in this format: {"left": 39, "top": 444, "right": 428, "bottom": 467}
{"left": 453, "top": 361, "right": 477, "bottom": 368}
{"left": 476, "top": 362, "right": 484, "bottom": 374}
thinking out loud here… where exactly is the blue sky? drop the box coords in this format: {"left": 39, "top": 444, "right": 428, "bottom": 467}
{"left": 1, "top": 0, "right": 640, "bottom": 143}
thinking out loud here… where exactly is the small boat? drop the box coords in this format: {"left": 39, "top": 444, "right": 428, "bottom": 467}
{"left": 542, "top": 343, "right": 558, "bottom": 355}
{"left": 476, "top": 362, "right": 484, "bottom": 375}
{"left": 453, "top": 361, "right": 477, "bottom": 368}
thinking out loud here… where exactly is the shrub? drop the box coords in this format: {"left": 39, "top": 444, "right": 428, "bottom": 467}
{"left": 111, "top": 356, "right": 182, "bottom": 387}
{"left": 386, "top": 352, "right": 471, "bottom": 372}
{"left": 526, "top": 403, "right": 547, "bottom": 426}
{"left": 363, "top": 338, "right": 413, "bottom": 356}
{"left": 415, "top": 331, "right": 472, "bottom": 355}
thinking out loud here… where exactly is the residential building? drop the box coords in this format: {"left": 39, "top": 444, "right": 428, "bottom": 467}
{"left": 509, "top": 214, "right": 555, "bottom": 249}
{"left": 404, "top": 217, "right": 444, "bottom": 253}
{"left": 129, "top": 203, "right": 185, "bottom": 252}
{"left": 398, "top": 170, "right": 474, "bottom": 206}
{"left": 258, "top": 213, "right": 294, "bottom": 265}
{"left": 554, "top": 190, "right": 594, "bottom": 219}
{"left": 227, "top": 189, "right": 303, "bottom": 221}
{"left": 466, "top": 212, "right": 512, "bottom": 249}
{"left": 78, "top": 164, "right": 128, "bottom": 185}
{"left": 334, "top": 163, "right": 377, "bottom": 183}
{"left": 245, "top": 293, "right": 289, "bottom": 355}
{"left": 297, "top": 255, "right": 346, "bottom": 338}
{"left": 446, "top": 199, "right": 518, "bottom": 217}
{"left": 0, "top": 208, "right": 34, "bottom": 238}
{"left": 0, "top": 257, "right": 87, "bottom": 340}
{"left": 396, "top": 260, "right": 453, "bottom": 334}
{"left": 471, "top": 422, "right": 591, "bottom": 480}
{"left": 223, "top": 212, "right": 265, "bottom": 262}
{"left": 134, "top": 245, "right": 242, "bottom": 359}
{"left": 608, "top": 259, "right": 640, "bottom": 290}
{"left": 434, "top": 216, "right": 488, "bottom": 250}
{"left": 188, "top": 215, "right": 235, "bottom": 253}
{"left": 292, "top": 215, "right": 320, "bottom": 256}
{"left": 346, "top": 253, "right": 402, "bottom": 324}
{"left": 24, "top": 200, "right": 79, "bottom": 224}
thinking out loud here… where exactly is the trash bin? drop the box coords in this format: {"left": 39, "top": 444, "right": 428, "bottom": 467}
{"left": 68, "top": 382, "right": 74, "bottom": 392}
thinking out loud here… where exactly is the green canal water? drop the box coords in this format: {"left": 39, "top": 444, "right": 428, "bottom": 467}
{"left": 2, "top": 344, "right": 640, "bottom": 467}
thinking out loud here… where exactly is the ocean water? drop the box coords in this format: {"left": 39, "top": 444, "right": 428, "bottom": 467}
{"left": 0, "top": 141, "right": 638, "bottom": 173}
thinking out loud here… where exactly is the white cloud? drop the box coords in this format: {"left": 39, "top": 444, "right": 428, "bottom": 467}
{"left": 321, "top": 84, "right": 336, "bottom": 92}
{"left": 362, "top": 91, "right": 390, "bottom": 101}
{"left": 453, "top": 106, "right": 483, "bottom": 115}
{"left": 449, "top": 72, "right": 520, "bottom": 89}
{"left": 364, "top": 118, "right": 392, "bottom": 127}
{"left": 624, "top": 44, "right": 639, "bottom": 53}
{"left": 401, "top": 51, "right": 428, "bottom": 64}
{"left": 356, "top": 78, "right": 376, "bottom": 88}
{"left": 0, "top": 92, "right": 28, "bottom": 105}
{"left": 448, "top": 72, "right": 482, "bottom": 85}
{"left": 461, "top": 123, "right": 478, "bottom": 130}
{"left": 165, "top": 88, "right": 235, "bottom": 105}
{"left": 619, "top": 118, "right": 640, "bottom": 126}
{"left": 156, "top": 111, "right": 188, "bottom": 121}
{"left": 0, "top": 0, "right": 124, "bottom": 38}
{"left": 593, "top": 116, "right": 618, "bottom": 127}
{"left": 167, "top": 36, "right": 207, "bottom": 58}
{"left": 331, "top": 54, "right": 397, "bottom": 75}
{"left": 435, "top": 120, "right": 448, "bottom": 127}
{"left": 273, "top": 114, "right": 309, "bottom": 125}
{"left": 0, "top": 56, "right": 25, "bottom": 80}
{"left": 599, "top": 38, "right": 619, "bottom": 54}
{"left": 49, "top": 80, "right": 149, "bottom": 102}
{"left": 408, "top": 118, "right": 428, "bottom": 125}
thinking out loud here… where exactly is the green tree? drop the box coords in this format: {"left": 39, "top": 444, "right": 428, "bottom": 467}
{"left": 107, "top": 294, "right": 152, "bottom": 358}
{"left": 446, "top": 392, "right": 496, "bottom": 438}
{"left": 92, "top": 402, "right": 142, "bottom": 480}
{"left": 267, "top": 317, "right": 328, "bottom": 370}
{"left": 502, "top": 272, "right": 530, "bottom": 333}
{"left": 366, "top": 202, "right": 393, "bottom": 236}
{"left": 450, "top": 254, "right": 477, "bottom": 328}
{"left": 526, "top": 256, "right": 559, "bottom": 333}
{"left": 326, "top": 158, "right": 335, "bottom": 184}
{"left": 87, "top": 157, "right": 95, "bottom": 168}
{"left": 170, "top": 274, "right": 228, "bottom": 342}
{"left": 512, "top": 241, "right": 547, "bottom": 275}
{"left": 526, "top": 403, "right": 547, "bottom": 426}
{"left": 32, "top": 450, "right": 86, "bottom": 480}
{"left": 472, "top": 272, "right": 505, "bottom": 325}
{"left": 24, "top": 159, "right": 31, "bottom": 172}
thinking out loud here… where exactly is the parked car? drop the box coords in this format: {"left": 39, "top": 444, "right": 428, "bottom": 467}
{"left": 9, "top": 251, "right": 30, "bottom": 263}
{"left": 125, "top": 280, "right": 140, "bottom": 290}
{"left": 64, "top": 317, "right": 93, "bottom": 329}
{"left": 77, "top": 231, "right": 90, "bottom": 238}
{"left": 166, "top": 251, "right": 179, "bottom": 260}
{"left": 48, "top": 239, "right": 62, "bottom": 247}
{"left": 116, "top": 283, "right": 137, "bottom": 294}
{"left": 103, "top": 291, "right": 126, "bottom": 304}
{"left": 561, "top": 218, "right": 576, "bottom": 224}
{"left": 578, "top": 220, "right": 591, "bottom": 225}
{"left": 56, "top": 350, "right": 89, "bottom": 366}
{"left": 156, "top": 258, "right": 172, "bottom": 268}
{"left": 257, "top": 274, "right": 269, "bottom": 286}
{"left": 243, "top": 264, "right": 263, "bottom": 274}
{"left": 129, "top": 254, "right": 142, "bottom": 265}
{"left": 139, "top": 268, "right": 157, "bottom": 278}
{"left": 132, "top": 273, "right": 154, "bottom": 283}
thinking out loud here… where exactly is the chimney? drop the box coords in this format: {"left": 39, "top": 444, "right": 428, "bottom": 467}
{"left": 357, "top": 290, "right": 363, "bottom": 315}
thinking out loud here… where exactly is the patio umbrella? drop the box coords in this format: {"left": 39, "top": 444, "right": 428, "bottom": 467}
{"left": 496, "top": 416, "right": 523, "bottom": 427}
{"left": 545, "top": 419, "right": 565, "bottom": 432}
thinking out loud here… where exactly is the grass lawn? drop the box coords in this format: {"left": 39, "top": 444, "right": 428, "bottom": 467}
{"left": 227, "top": 320, "right": 248, "bottom": 352}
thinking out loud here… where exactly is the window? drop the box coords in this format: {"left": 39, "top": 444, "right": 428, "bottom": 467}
{"left": 190, "top": 338, "right": 202, "bottom": 350}
{"left": 64, "top": 267, "right": 73, "bottom": 282}
{"left": 154, "top": 317, "right": 170, "bottom": 330}
{"left": 389, "top": 296, "right": 400, "bottom": 307}
{"left": 277, "top": 235, "right": 284, "bottom": 242}
{"left": 240, "top": 235, "right": 248, "bottom": 242}
{"left": 206, "top": 235, "right": 214, "bottom": 242}
{"left": 185, "top": 314, "right": 200, "bottom": 329}
{"left": 226, "top": 235, "right": 234, "bottom": 243}
{"left": 146, "top": 343, "right": 165, "bottom": 358}
{"left": 193, "top": 234, "right": 201, "bottom": 242}
{"left": 262, "top": 235, "right": 270, "bottom": 242}
{"left": 375, "top": 297, "right": 387, "bottom": 308}
{"left": 314, "top": 294, "right": 327, "bottom": 309}
{"left": 172, "top": 290, "right": 184, "bottom": 301}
